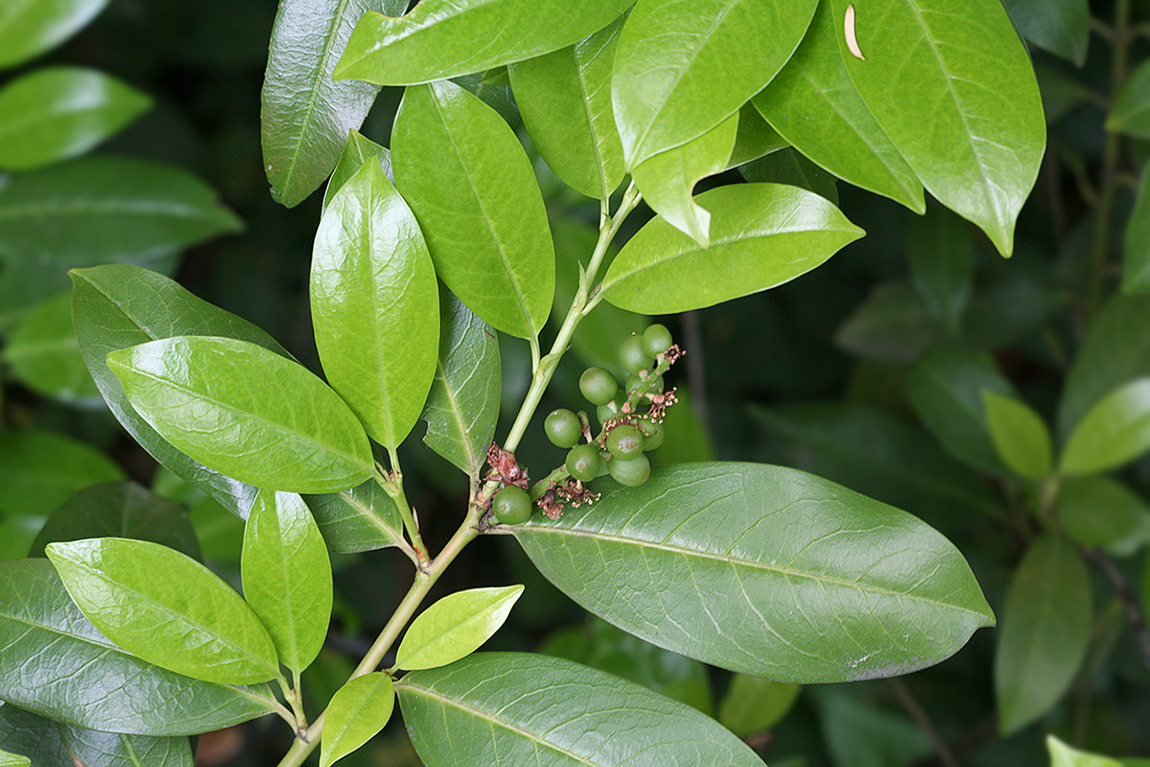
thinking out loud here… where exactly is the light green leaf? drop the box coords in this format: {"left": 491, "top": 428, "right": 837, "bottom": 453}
{"left": 242, "top": 489, "right": 333, "bottom": 672}
{"left": 0, "top": 67, "right": 150, "bottom": 171}
{"left": 6, "top": 291, "right": 99, "bottom": 404}
{"left": 304, "top": 479, "right": 407, "bottom": 554}
{"left": 982, "top": 390, "right": 1053, "bottom": 480}
{"left": 907, "top": 206, "right": 975, "bottom": 334}
{"left": 1057, "top": 476, "right": 1150, "bottom": 557}
{"left": 631, "top": 112, "right": 738, "bottom": 247}
{"left": 0, "top": 748, "right": 29, "bottom": 767}
{"left": 727, "top": 103, "right": 788, "bottom": 168}
{"left": 311, "top": 159, "right": 439, "bottom": 448}
{"left": 107, "top": 336, "right": 374, "bottom": 494}
{"left": 718, "top": 675, "right": 801, "bottom": 737}
{"left": 322, "top": 129, "right": 393, "bottom": 212}
{"left": 391, "top": 80, "right": 554, "bottom": 338}
{"left": 0, "top": 430, "right": 124, "bottom": 517}
{"left": 739, "top": 146, "right": 839, "bottom": 205}
{"left": 834, "top": 0, "right": 1045, "bottom": 256}
{"left": 0, "top": 0, "right": 109, "bottom": 68}
{"left": 508, "top": 15, "right": 626, "bottom": 200}
{"left": 1123, "top": 169, "right": 1150, "bottom": 292}
{"left": 333, "top": 1, "right": 633, "bottom": 85}
{"left": 420, "top": 289, "right": 501, "bottom": 478}
{"left": 46, "top": 538, "right": 280, "bottom": 685}
{"left": 1003, "top": 0, "right": 1089, "bottom": 66}
{"left": 611, "top": 0, "right": 817, "bottom": 169}
{"left": 1107, "top": 60, "right": 1150, "bottom": 138}
{"left": 602, "top": 184, "right": 863, "bottom": 314}
{"left": 511, "top": 462, "right": 994, "bottom": 682}
{"left": 995, "top": 535, "right": 1091, "bottom": 735}
{"left": 320, "top": 673, "right": 395, "bottom": 767}
{"left": 1061, "top": 378, "right": 1150, "bottom": 475}
{"left": 753, "top": 0, "right": 923, "bottom": 212}
{"left": 396, "top": 585, "right": 524, "bottom": 671}
{"left": 398, "top": 653, "right": 764, "bottom": 766}
{"left": 1047, "top": 735, "right": 1124, "bottom": 767}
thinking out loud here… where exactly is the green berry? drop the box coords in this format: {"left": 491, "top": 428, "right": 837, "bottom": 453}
{"left": 625, "top": 373, "right": 664, "bottom": 396}
{"left": 580, "top": 367, "right": 618, "bottom": 406}
{"left": 566, "top": 444, "right": 602, "bottom": 482}
{"left": 606, "top": 424, "right": 645, "bottom": 458}
{"left": 544, "top": 408, "right": 582, "bottom": 448}
{"left": 596, "top": 401, "right": 620, "bottom": 426}
{"left": 609, "top": 454, "right": 650, "bottom": 486}
{"left": 619, "top": 333, "right": 652, "bottom": 375}
{"left": 642, "top": 324, "right": 674, "bottom": 357}
{"left": 492, "top": 485, "right": 532, "bottom": 525}
{"left": 637, "top": 419, "right": 665, "bottom": 451}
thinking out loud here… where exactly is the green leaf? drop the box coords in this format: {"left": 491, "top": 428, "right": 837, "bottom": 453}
{"left": 71, "top": 264, "right": 290, "bottom": 516}
{"left": 420, "top": 289, "right": 501, "bottom": 478}
{"left": 835, "top": 281, "right": 943, "bottom": 361}
{"left": 0, "top": 430, "right": 124, "bottom": 517}
{"left": 398, "top": 653, "right": 764, "bottom": 766}
{"left": 1003, "top": 0, "right": 1089, "bottom": 66}
{"left": 320, "top": 673, "right": 395, "bottom": 767}
{"left": 631, "top": 112, "right": 738, "bottom": 247}
{"left": 0, "top": 747, "right": 29, "bottom": 767}
{"left": 752, "top": 0, "right": 923, "bottom": 212}
{"left": 1061, "top": 378, "right": 1150, "bottom": 475}
{"left": 817, "top": 689, "right": 931, "bottom": 767}
{"left": 396, "top": 585, "right": 524, "bottom": 671}
{"left": 727, "top": 103, "right": 788, "bottom": 168}
{"left": 46, "top": 537, "right": 280, "bottom": 685}
{"left": 312, "top": 159, "right": 439, "bottom": 448}
{"left": 1047, "top": 735, "right": 1125, "bottom": 767}
{"left": 0, "top": 559, "right": 276, "bottom": 734}
{"left": 602, "top": 184, "right": 863, "bottom": 314}
{"left": 833, "top": 0, "right": 1046, "bottom": 256}
{"left": 304, "top": 478, "right": 407, "bottom": 553}
{"left": 982, "top": 390, "right": 1053, "bottom": 480}
{"left": 0, "top": 157, "right": 242, "bottom": 325}
{"left": 0, "top": 518, "right": 44, "bottom": 559}
{"left": 107, "top": 336, "right": 374, "bottom": 494}
{"left": 1107, "top": 60, "right": 1150, "bottom": 138}
{"left": 718, "top": 675, "right": 800, "bottom": 737}
{"left": 391, "top": 80, "right": 554, "bottom": 338}
{"left": 511, "top": 462, "right": 994, "bottom": 682}
{"left": 261, "top": 0, "right": 401, "bottom": 207}
{"left": 738, "top": 147, "right": 839, "bottom": 205}
{"left": 0, "top": 66, "right": 150, "bottom": 171}
{"left": 30, "top": 481, "right": 201, "bottom": 560}
{"left": 1123, "top": 169, "right": 1150, "bottom": 292}
{"left": 0, "top": 0, "right": 109, "bottom": 68}
{"left": 242, "top": 489, "right": 333, "bottom": 672}
{"left": 611, "top": 0, "right": 817, "bottom": 169}
{"left": 333, "top": 1, "right": 634, "bottom": 85}
{"left": 995, "top": 535, "right": 1092, "bottom": 735}
{"left": 5, "top": 291, "right": 99, "bottom": 404}
{"left": 507, "top": 15, "right": 626, "bottom": 200}
{"left": 906, "top": 206, "right": 975, "bottom": 334}
{"left": 1057, "top": 476, "right": 1150, "bottom": 557}
{"left": 322, "top": 129, "right": 393, "bottom": 212}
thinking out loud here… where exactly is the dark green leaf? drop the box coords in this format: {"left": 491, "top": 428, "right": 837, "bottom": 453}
{"left": 511, "top": 462, "right": 994, "bottom": 682}
{"left": 0, "top": 518, "right": 44, "bottom": 560}
{"left": 0, "top": 430, "right": 124, "bottom": 517}
{"left": 726, "top": 103, "right": 788, "bottom": 168}
{"left": 396, "top": 585, "right": 523, "bottom": 671}
{"left": 1003, "top": 0, "right": 1089, "bottom": 66}
{"left": 602, "top": 184, "right": 863, "bottom": 314}
{"left": 398, "top": 653, "right": 763, "bottom": 766}
{"left": 906, "top": 207, "right": 975, "bottom": 334}
{"left": 0, "top": 559, "right": 276, "bottom": 735}
{"left": 1061, "top": 378, "right": 1150, "bottom": 475}
{"left": 982, "top": 391, "right": 1053, "bottom": 480}
{"left": 1123, "top": 169, "right": 1150, "bottom": 292}
{"left": 836, "top": 281, "right": 945, "bottom": 362}
{"left": 738, "top": 147, "right": 839, "bottom": 205}
{"left": 817, "top": 689, "right": 931, "bottom": 767}
{"left": 304, "top": 478, "right": 407, "bottom": 553}
{"left": 1057, "top": 476, "right": 1150, "bottom": 557}
{"left": 107, "top": 336, "right": 374, "bottom": 494}
{"left": 322, "top": 129, "right": 393, "bottom": 212}
{"left": 718, "top": 675, "right": 800, "bottom": 737}
{"left": 5, "top": 292, "right": 99, "bottom": 404}
{"left": 1107, "top": 60, "right": 1150, "bottom": 138}
{"left": 320, "top": 673, "right": 395, "bottom": 767}
{"left": 0, "top": 0, "right": 109, "bottom": 68}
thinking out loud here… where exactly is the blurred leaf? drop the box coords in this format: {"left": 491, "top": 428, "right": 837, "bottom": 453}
{"left": 396, "top": 585, "right": 523, "bottom": 671}
{"left": 5, "top": 291, "right": 100, "bottom": 404}
{"left": 1056, "top": 476, "right": 1150, "bottom": 557}
{"left": 189, "top": 496, "right": 245, "bottom": 561}
{"left": 0, "top": 0, "right": 109, "bottom": 69}
{"left": 836, "top": 281, "right": 945, "bottom": 362}
{"left": 0, "top": 517, "right": 44, "bottom": 559}
{"left": 739, "top": 147, "right": 839, "bottom": 205}
{"left": 304, "top": 478, "right": 407, "bottom": 554}
{"left": 653, "top": 387, "right": 716, "bottom": 464}
{"left": 817, "top": 690, "right": 931, "bottom": 767}
{"left": 1002, "top": 0, "right": 1089, "bottom": 66}
{"left": 718, "top": 675, "right": 800, "bottom": 737}
{"left": 982, "top": 391, "right": 1053, "bottom": 480}
{"left": 1047, "top": 735, "right": 1128, "bottom": 767}
{"left": 322, "top": 129, "right": 393, "bottom": 212}
{"left": 1061, "top": 378, "right": 1150, "bottom": 475}
{"left": 1108, "top": 60, "right": 1150, "bottom": 138}
{"left": 1123, "top": 169, "right": 1150, "bottom": 292}
{"left": 321, "top": 673, "right": 396, "bottom": 767}
{"left": 0, "top": 430, "right": 124, "bottom": 517}
{"left": 907, "top": 207, "right": 975, "bottom": 334}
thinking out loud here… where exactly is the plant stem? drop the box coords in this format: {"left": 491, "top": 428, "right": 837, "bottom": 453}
{"left": 382, "top": 448, "right": 430, "bottom": 568}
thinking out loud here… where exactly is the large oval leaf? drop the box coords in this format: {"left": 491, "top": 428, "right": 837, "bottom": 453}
{"left": 602, "top": 184, "right": 864, "bottom": 314}
{"left": 0, "top": 0, "right": 109, "bottom": 69}
{"left": 391, "top": 80, "right": 554, "bottom": 338}
{"left": 312, "top": 159, "right": 439, "bottom": 448}
{"left": 0, "top": 704, "right": 192, "bottom": 767}
{"left": 333, "top": 0, "right": 633, "bottom": 85}
{"left": 398, "top": 653, "right": 763, "bottom": 766}
{"left": 0, "top": 559, "right": 276, "bottom": 735}
{"left": 509, "top": 462, "right": 994, "bottom": 682}
{"left": 107, "top": 336, "right": 374, "bottom": 494}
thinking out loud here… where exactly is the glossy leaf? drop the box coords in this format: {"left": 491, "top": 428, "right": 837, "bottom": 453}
{"left": 995, "top": 535, "right": 1091, "bottom": 735}
{"left": 982, "top": 391, "right": 1053, "bottom": 480}
{"left": 304, "top": 479, "right": 407, "bottom": 553}
{"left": 391, "top": 80, "right": 554, "bottom": 338}
{"left": 421, "top": 290, "right": 501, "bottom": 478}
{"left": 1003, "top": 0, "right": 1089, "bottom": 66}
{"left": 0, "top": 559, "right": 276, "bottom": 735}
{"left": 5, "top": 291, "right": 99, "bottom": 403}
{"left": 508, "top": 16, "right": 626, "bottom": 200}
{"left": 906, "top": 207, "right": 975, "bottom": 334}
{"left": 242, "top": 490, "right": 333, "bottom": 672}
{"left": 398, "top": 652, "right": 764, "bottom": 766}
{"left": 396, "top": 585, "right": 524, "bottom": 671}
{"left": 1107, "top": 60, "right": 1150, "bottom": 138}
{"left": 511, "top": 462, "right": 994, "bottom": 682}
{"left": 631, "top": 112, "right": 738, "bottom": 247}
{"left": 261, "top": 0, "right": 403, "bottom": 207}
{"left": 0, "top": 747, "right": 29, "bottom": 767}
{"left": 47, "top": 537, "right": 280, "bottom": 685}
{"left": 611, "top": 0, "right": 817, "bottom": 169}
{"left": 1057, "top": 476, "right": 1150, "bottom": 557}
{"left": 333, "top": 1, "right": 634, "bottom": 85}
{"left": 727, "top": 103, "right": 788, "bottom": 168}
{"left": 322, "top": 129, "right": 393, "bottom": 211}
{"left": 320, "top": 673, "right": 395, "bottom": 767}
{"left": 0, "top": 67, "right": 150, "bottom": 171}
{"left": 718, "top": 675, "right": 800, "bottom": 737}
{"left": 602, "top": 184, "right": 863, "bottom": 314}
{"left": 107, "top": 336, "right": 374, "bottom": 494}
{"left": 738, "top": 146, "right": 839, "bottom": 205}
{"left": 0, "top": 430, "right": 124, "bottom": 517}
{"left": 311, "top": 159, "right": 439, "bottom": 448}
{"left": 1124, "top": 169, "right": 1150, "bottom": 292}
{"left": 753, "top": 0, "right": 923, "bottom": 212}
{"left": 833, "top": 0, "right": 1045, "bottom": 256}
{"left": 0, "top": 0, "right": 109, "bottom": 68}
{"left": 1061, "top": 379, "right": 1150, "bottom": 475}
{"left": 0, "top": 156, "right": 242, "bottom": 323}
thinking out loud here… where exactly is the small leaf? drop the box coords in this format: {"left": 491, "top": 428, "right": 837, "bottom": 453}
{"left": 726, "top": 103, "right": 788, "bottom": 168}
{"left": 0, "top": 748, "right": 29, "bottom": 767}
{"left": 982, "top": 390, "right": 1053, "bottom": 480}
{"left": 0, "top": 66, "right": 151, "bottom": 171}
{"left": 1002, "top": 0, "right": 1089, "bottom": 66}
{"left": 242, "top": 489, "right": 333, "bottom": 672}
{"left": 718, "top": 675, "right": 801, "bottom": 737}
{"left": 0, "top": 0, "right": 109, "bottom": 68}
{"left": 6, "top": 292, "right": 100, "bottom": 404}
{"left": 739, "top": 147, "right": 840, "bottom": 204}
{"left": 1057, "top": 476, "right": 1150, "bottom": 557}
{"left": 322, "top": 129, "right": 393, "bottom": 212}
{"left": 396, "top": 585, "right": 524, "bottom": 671}
{"left": 1123, "top": 169, "right": 1150, "bottom": 292}
{"left": 906, "top": 206, "right": 975, "bottom": 334}
{"left": 1107, "top": 60, "right": 1150, "bottom": 138}
{"left": 1061, "top": 378, "right": 1150, "bottom": 475}
{"left": 304, "top": 479, "right": 407, "bottom": 554}
{"left": 107, "top": 336, "right": 374, "bottom": 494}
{"left": 995, "top": 535, "right": 1091, "bottom": 735}
{"left": 320, "top": 673, "right": 395, "bottom": 767}
{"left": 1047, "top": 735, "right": 1125, "bottom": 767}
{"left": 602, "top": 184, "right": 863, "bottom": 314}
{"left": 0, "top": 430, "right": 124, "bottom": 518}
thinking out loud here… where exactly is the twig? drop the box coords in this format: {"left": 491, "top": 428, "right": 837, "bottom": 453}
{"left": 1079, "top": 547, "right": 1150, "bottom": 669}
{"left": 888, "top": 678, "right": 960, "bottom": 767}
